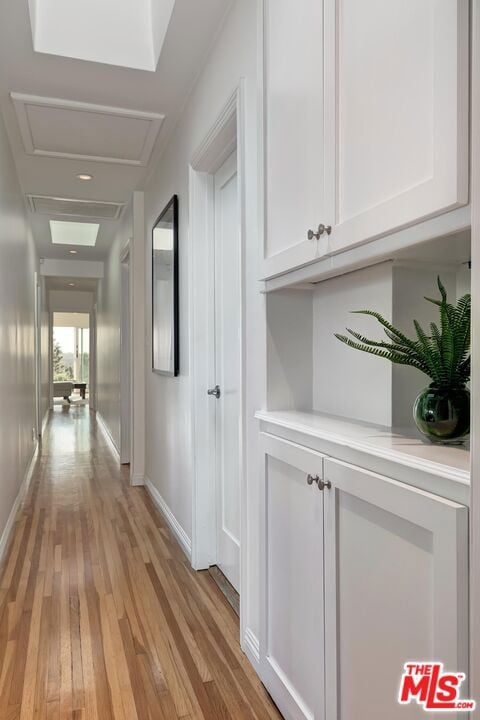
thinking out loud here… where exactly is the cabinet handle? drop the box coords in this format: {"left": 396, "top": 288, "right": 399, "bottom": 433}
{"left": 307, "top": 224, "right": 332, "bottom": 240}
{"left": 307, "top": 474, "right": 317, "bottom": 486}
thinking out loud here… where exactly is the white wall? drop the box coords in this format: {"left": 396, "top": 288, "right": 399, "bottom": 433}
{"left": 143, "top": 0, "right": 262, "bottom": 638}
{"left": 96, "top": 204, "right": 132, "bottom": 450}
{"left": 313, "top": 263, "right": 394, "bottom": 426}
{"left": 267, "top": 289, "right": 313, "bottom": 411}
{"left": 40, "top": 258, "right": 104, "bottom": 279}
{"left": 312, "top": 262, "right": 460, "bottom": 430}
{"left": 53, "top": 311, "right": 90, "bottom": 327}
{"left": 49, "top": 290, "right": 94, "bottom": 312}
{"left": 0, "top": 111, "right": 39, "bottom": 543}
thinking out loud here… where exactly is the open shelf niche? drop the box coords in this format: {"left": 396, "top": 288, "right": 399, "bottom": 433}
{"left": 265, "top": 231, "right": 471, "bottom": 475}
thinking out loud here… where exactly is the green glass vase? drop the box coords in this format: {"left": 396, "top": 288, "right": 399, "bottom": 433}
{"left": 413, "top": 385, "right": 470, "bottom": 444}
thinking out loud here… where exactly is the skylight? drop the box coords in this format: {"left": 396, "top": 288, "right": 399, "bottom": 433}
{"left": 153, "top": 226, "right": 174, "bottom": 251}
{"left": 27, "top": 0, "right": 176, "bottom": 71}
{"left": 50, "top": 220, "right": 99, "bottom": 247}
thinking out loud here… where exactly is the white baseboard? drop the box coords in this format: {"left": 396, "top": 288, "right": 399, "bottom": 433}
{"left": 96, "top": 411, "right": 120, "bottom": 461}
{"left": 244, "top": 627, "right": 260, "bottom": 669}
{"left": 0, "top": 443, "right": 39, "bottom": 569}
{"left": 41, "top": 409, "right": 50, "bottom": 436}
{"left": 144, "top": 476, "right": 192, "bottom": 560}
{"left": 131, "top": 472, "right": 145, "bottom": 487}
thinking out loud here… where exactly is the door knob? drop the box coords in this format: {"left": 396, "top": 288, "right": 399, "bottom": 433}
{"left": 207, "top": 385, "right": 221, "bottom": 399}
{"left": 307, "top": 223, "right": 332, "bottom": 240}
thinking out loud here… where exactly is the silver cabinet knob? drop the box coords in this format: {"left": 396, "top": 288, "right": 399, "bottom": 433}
{"left": 207, "top": 385, "right": 221, "bottom": 399}
{"left": 317, "top": 479, "right": 332, "bottom": 491}
{"left": 307, "top": 223, "right": 332, "bottom": 240}
{"left": 307, "top": 475, "right": 331, "bottom": 489}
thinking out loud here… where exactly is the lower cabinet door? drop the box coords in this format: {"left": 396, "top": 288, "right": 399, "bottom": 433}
{"left": 260, "top": 433, "right": 326, "bottom": 720}
{"left": 323, "top": 458, "right": 469, "bottom": 720}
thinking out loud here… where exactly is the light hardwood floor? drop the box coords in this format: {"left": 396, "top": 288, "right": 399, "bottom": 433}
{"left": 0, "top": 405, "right": 281, "bottom": 720}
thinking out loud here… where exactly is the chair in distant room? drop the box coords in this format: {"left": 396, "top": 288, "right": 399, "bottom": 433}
{"left": 53, "top": 381, "right": 74, "bottom": 403}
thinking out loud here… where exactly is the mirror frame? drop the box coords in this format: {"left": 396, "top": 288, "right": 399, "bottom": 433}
{"left": 151, "top": 194, "right": 179, "bottom": 376}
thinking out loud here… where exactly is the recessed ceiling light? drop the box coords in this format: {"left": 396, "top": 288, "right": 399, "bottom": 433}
{"left": 76, "top": 173, "right": 93, "bottom": 181}
{"left": 68, "top": 283, "right": 75, "bottom": 287}
{"left": 69, "top": 249, "right": 78, "bottom": 254}
{"left": 50, "top": 220, "right": 99, "bottom": 247}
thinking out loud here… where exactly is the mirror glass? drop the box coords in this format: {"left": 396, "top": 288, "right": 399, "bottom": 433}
{"left": 152, "top": 196, "right": 178, "bottom": 375}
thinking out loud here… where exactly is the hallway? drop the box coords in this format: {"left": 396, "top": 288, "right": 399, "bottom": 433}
{"left": 0, "top": 406, "right": 280, "bottom": 720}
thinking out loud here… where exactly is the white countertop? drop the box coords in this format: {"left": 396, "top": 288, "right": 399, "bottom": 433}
{"left": 255, "top": 410, "right": 470, "bottom": 496}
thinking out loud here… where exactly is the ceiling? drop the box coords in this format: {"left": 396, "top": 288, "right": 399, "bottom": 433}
{"left": 46, "top": 276, "right": 98, "bottom": 292}
{"left": 0, "top": 0, "right": 231, "bottom": 261}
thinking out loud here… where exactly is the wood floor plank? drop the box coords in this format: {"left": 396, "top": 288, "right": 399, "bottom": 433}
{"left": 19, "top": 570, "right": 45, "bottom": 720}
{"left": 0, "top": 406, "right": 282, "bottom": 720}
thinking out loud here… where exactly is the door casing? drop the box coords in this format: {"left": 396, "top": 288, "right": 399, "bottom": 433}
{"left": 120, "top": 244, "right": 131, "bottom": 465}
{"left": 189, "top": 83, "right": 247, "bottom": 639}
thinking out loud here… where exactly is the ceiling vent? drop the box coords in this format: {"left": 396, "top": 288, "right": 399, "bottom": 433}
{"left": 27, "top": 195, "right": 124, "bottom": 221}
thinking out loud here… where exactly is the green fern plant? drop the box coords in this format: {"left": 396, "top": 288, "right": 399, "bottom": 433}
{"left": 335, "top": 277, "right": 471, "bottom": 389}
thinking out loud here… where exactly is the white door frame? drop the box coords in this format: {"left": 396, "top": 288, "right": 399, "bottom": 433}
{"left": 116, "top": 194, "right": 146, "bottom": 486}
{"left": 49, "top": 309, "right": 95, "bottom": 408}
{"left": 48, "top": 310, "right": 54, "bottom": 410}
{"left": 189, "top": 83, "right": 247, "bottom": 630}
{"left": 129, "top": 192, "right": 147, "bottom": 486}
{"left": 89, "top": 306, "right": 97, "bottom": 411}
{"left": 34, "top": 272, "right": 42, "bottom": 435}
{"left": 120, "top": 242, "right": 132, "bottom": 465}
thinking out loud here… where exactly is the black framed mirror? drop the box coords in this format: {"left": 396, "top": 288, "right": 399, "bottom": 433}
{"left": 152, "top": 194, "right": 179, "bottom": 376}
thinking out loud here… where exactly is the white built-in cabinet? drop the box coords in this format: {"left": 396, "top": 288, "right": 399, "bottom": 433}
{"left": 260, "top": 434, "right": 326, "bottom": 720}
{"left": 261, "top": 0, "right": 469, "bottom": 279}
{"left": 260, "top": 433, "right": 469, "bottom": 720}
{"left": 262, "top": 0, "right": 329, "bottom": 278}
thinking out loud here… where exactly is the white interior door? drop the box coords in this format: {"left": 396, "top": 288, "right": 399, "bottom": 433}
{"left": 213, "top": 150, "right": 241, "bottom": 591}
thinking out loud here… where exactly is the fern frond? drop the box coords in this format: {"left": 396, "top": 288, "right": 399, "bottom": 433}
{"left": 334, "top": 334, "right": 428, "bottom": 371}
{"left": 350, "top": 310, "right": 419, "bottom": 350}
{"left": 335, "top": 276, "right": 471, "bottom": 389}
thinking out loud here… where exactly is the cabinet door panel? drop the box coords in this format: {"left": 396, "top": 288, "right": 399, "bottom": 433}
{"left": 262, "top": 0, "right": 328, "bottom": 279}
{"left": 260, "top": 434, "right": 326, "bottom": 720}
{"left": 325, "top": 0, "right": 469, "bottom": 254}
{"left": 323, "top": 459, "right": 468, "bottom": 720}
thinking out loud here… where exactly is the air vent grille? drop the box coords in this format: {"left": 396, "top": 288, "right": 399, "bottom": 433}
{"left": 27, "top": 195, "right": 124, "bottom": 220}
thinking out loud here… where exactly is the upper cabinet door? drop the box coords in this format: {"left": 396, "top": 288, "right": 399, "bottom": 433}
{"left": 323, "top": 458, "right": 469, "bottom": 720}
{"left": 325, "top": 0, "right": 469, "bottom": 255}
{"left": 261, "top": 0, "right": 329, "bottom": 279}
